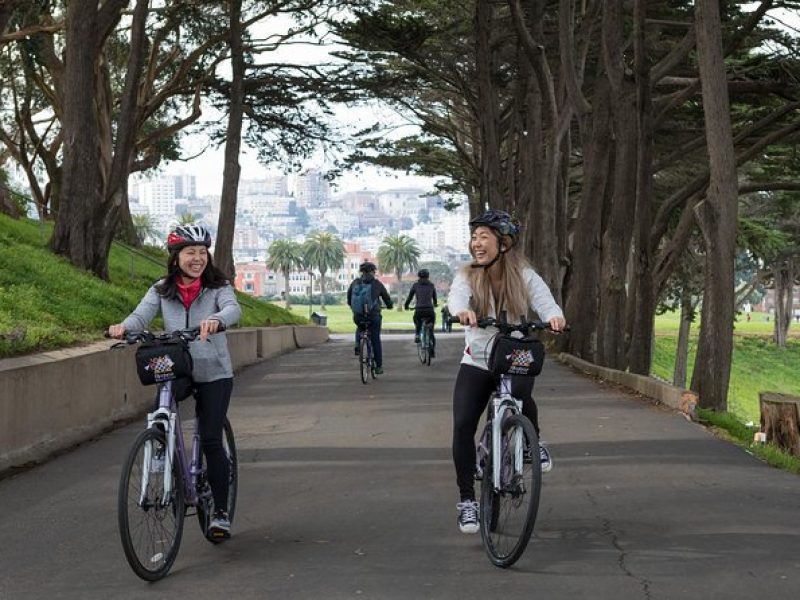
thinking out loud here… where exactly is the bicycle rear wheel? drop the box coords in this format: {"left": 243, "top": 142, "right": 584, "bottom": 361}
{"left": 197, "top": 418, "right": 238, "bottom": 543}
{"left": 480, "top": 413, "right": 541, "bottom": 568}
{"left": 118, "top": 428, "right": 185, "bottom": 581}
{"left": 424, "top": 326, "right": 433, "bottom": 366}
{"left": 359, "top": 335, "right": 370, "bottom": 384}
{"left": 417, "top": 330, "right": 427, "bottom": 364}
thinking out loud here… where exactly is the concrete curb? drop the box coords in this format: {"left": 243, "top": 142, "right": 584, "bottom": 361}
{"left": 0, "top": 325, "right": 329, "bottom": 475}
{"left": 558, "top": 352, "right": 698, "bottom": 419}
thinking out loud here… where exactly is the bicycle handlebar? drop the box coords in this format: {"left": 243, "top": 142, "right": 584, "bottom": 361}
{"left": 446, "top": 315, "right": 569, "bottom": 335}
{"left": 105, "top": 325, "right": 226, "bottom": 345}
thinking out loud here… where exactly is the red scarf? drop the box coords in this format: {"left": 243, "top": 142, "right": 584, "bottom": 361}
{"left": 177, "top": 277, "right": 202, "bottom": 309}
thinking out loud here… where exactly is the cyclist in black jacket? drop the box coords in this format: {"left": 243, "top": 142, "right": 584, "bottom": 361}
{"left": 404, "top": 269, "right": 438, "bottom": 356}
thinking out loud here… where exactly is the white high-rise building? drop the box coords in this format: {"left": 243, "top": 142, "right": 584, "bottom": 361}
{"left": 139, "top": 177, "right": 177, "bottom": 217}
{"left": 293, "top": 169, "right": 331, "bottom": 208}
{"left": 441, "top": 206, "right": 470, "bottom": 251}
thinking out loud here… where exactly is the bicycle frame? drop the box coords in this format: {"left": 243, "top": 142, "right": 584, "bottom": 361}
{"left": 141, "top": 380, "right": 208, "bottom": 508}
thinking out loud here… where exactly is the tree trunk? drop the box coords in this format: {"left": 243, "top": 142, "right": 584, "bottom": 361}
{"left": 395, "top": 272, "right": 403, "bottom": 310}
{"left": 319, "top": 271, "right": 327, "bottom": 310}
{"left": 284, "top": 272, "right": 292, "bottom": 309}
{"left": 565, "top": 80, "right": 612, "bottom": 361}
{"left": 101, "top": 0, "right": 150, "bottom": 250}
{"left": 474, "top": 0, "right": 504, "bottom": 207}
{"left": 626, "top": 0, "right": 656, "bottom": 376}
{"left": 596, "top": 0, "right": 638, "bottom": 370}
{"left": 50, "top": 0, "right": 106, "bottom": 276}
{"left": 773, "top": 256, "right": 794, "bottom": 348}
{"left": 689, "top": 0, "right": 739, "bottom": 412}
{"left": 673, "top": 291, "right": 694, "bottom": 388}
{"left": 215, "top": 0, "right": 245, "bottom": 279}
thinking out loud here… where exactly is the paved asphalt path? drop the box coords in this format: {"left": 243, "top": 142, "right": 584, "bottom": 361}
{"left": 1, "top": 333, "right": 799, "bottom": 599}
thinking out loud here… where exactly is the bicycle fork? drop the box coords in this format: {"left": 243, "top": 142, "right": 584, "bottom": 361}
{"left": 491, "top": 376, "right": 524, "bottom": 492}
{"left": 141, "top": 385, "right": 177, "bottom": 506}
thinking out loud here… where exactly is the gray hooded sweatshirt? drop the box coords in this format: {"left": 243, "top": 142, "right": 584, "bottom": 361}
{"left": 122, "top": 282, "right": 241, "bottom": 383}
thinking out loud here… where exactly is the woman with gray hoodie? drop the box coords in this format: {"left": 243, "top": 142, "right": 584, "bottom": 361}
{"left": 108, "top": 224, "right": 241, "bottom": 540}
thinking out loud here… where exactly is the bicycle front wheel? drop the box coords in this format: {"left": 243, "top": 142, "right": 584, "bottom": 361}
{"left": 118, "top": 428, "right": 185, "bottom": 581}
{"left": 359, "top": 335, "right": 370, "bottom": 384}
{"left": 197, "top": 417, "right": 238, "bottom": 543}
{"left": 480, "top": 413, "right": 541, "bottom": 568}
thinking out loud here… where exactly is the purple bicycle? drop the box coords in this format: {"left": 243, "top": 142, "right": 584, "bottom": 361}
{"left": 112, "top": 328, "right": 237, "bottom": 581}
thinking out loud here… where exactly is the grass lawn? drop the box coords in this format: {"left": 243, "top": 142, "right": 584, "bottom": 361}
{"left": 285, "top": 303, "right": 465, "bottom": 333}
{"left": 652, "top": 311, "right": 800, "bottom": 424}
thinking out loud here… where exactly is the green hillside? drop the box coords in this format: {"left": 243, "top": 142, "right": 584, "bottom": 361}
{"left": 0, "top": 214, "right": 305, "bottom": 358}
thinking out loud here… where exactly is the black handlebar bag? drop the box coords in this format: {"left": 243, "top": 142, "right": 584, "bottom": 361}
{"left": 488, "top": 335, "right": 545, "bottom": 378}
{"left": 135, "top": 340, "right": 194, "bottom": 386}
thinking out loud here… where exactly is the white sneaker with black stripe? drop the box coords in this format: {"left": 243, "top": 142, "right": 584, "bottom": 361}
{"left": 456, "top": 500, "right": 479, "bottom": 534}
{"left": 539, "top": 442, "right": 553, "bottom": 473}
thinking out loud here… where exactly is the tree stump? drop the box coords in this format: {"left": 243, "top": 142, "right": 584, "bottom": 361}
{"left": 759, "top": 392, "right": 800, "bottom": 457}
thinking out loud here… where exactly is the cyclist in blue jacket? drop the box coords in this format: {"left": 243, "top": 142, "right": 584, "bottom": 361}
{"left": 347, "top": 261, "right": 393, "bottom": 374}
{"left": 108, "top": 224, "right": 241, "bottom": 540}
{"left": 448, "top": 210, "right": 566, "bottom": 534}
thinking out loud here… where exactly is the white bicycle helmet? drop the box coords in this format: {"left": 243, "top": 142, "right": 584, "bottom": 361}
{"left": 167, "top": 224, "right": 212, "bottom": 250}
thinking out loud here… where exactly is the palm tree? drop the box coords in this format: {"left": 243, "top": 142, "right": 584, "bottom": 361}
{"left": 378, "top": 234, "right": 420, "bottom": 310}
{"left": 266, "top": 239, "right": 305, "bottom": 309}
{"left": 302, "top": 231, "right": 345, "bottom": 310}
{"left": 177, "top": 212, "right": 200, "bottom": 226}
{"left": 132, "top": 214, "right": 159, "bottom": 246}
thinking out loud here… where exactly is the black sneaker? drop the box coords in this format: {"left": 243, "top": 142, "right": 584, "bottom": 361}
{"left": 456, "top": 501, "right": 479, "bottom": 534}
{"left": 208, "top": 510, "right": 231, "bottom": 540}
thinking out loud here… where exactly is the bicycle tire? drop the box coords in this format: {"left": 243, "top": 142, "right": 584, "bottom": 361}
{"left": 369, "top": 338, "right": 377, "bottom": 379}
{"left": 118, "top": 427, "right": 185, "bottom": 581}
{"left": 480, "top": 413, "right": 541, "bottom": 568}
{"left": 417, "top": 329, "right": 427, "bottom": 364}
{"left": 424, "top": 325, "right": 433, "bottom": 366}
{"left": 359, "top": 335, "right": 370, "bottom": 384}
{"left": 197, "top": 418, "right": 238, "bottom": 543}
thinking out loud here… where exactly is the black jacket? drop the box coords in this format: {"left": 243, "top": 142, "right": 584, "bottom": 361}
{"left": 404, "top": 279, "right": 438, "bottom": 310}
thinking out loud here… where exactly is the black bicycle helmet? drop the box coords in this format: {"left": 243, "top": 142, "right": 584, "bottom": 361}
{"left": 417, "top": 269, "right": 429, "bottom": 278}
{"left": 469, "top": 209, "right": 520, "bottom": 241}
{"left": 359, "top": 261, "right": 377, "bottom": 273}
{"left": 167, "top": 224, "right": 212, "bottom": 250}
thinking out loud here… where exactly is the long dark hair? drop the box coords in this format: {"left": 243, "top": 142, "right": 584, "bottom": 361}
{"left": 154, "top": 248, "right": 232, "bottom": 299}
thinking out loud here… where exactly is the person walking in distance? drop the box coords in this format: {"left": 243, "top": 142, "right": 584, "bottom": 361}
{"left": 347, "top": 261, "right": 393, "bottom": 375}
{"left": 447, "top": 209, "right": 566, "bottom": 534}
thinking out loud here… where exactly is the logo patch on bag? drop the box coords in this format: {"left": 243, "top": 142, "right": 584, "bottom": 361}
{"left": 146, "top": 354, "right": 177, "bottom": 381}
{"left": 506, "top": 348, "right": 536, "bottom": 374}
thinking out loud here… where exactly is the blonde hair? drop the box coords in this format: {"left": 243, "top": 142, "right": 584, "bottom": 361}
{"left": 463, "top": 234, "right": 531, "bottom": 320}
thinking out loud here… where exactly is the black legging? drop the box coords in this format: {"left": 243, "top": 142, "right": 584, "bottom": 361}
{"left": 452, "top": 364, "right": 537, "bottom": 502}
{"left": 194, "top": 378, "right": 233, "bottom": 512}
{"left": 413, "top": 307, "right": 436, "bottom": 333}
